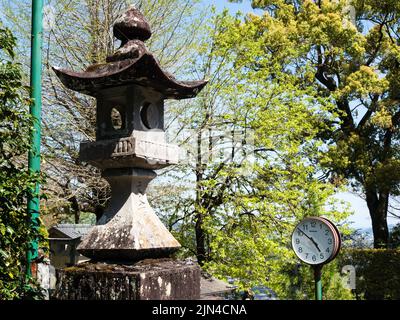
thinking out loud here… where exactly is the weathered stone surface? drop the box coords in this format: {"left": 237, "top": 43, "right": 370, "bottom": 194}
{"left": 53, "top": 259, "right": 200, "bottom": 300}
{"left": 200, "top": 273, "right": 236, "bottom": 300}
{"left": 77, "top": 168, "right": 181, "bottom": 261}
{"left": 113, "top": 6, "right": 152, "bottom": 43}
{"left": 52, "top": 55, "right": 207, "bottom": 99}
{"left": 106, "top": 39, "right": 147, "bottom": 63}
{"left": 80, "top": 136, "right": 179, "bottom": 170}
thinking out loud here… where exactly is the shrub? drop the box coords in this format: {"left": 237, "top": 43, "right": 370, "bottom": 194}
{"left": 282, "top": 259, "right": 354, "bottom": 300}
{"left": 0, "top": 22, "right": 45, "bottom": 300}
{"left": 338, "top": 249, "right": 400, "bottom": 300}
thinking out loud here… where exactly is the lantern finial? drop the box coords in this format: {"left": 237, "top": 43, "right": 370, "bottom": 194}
{"left": 113, "top": 5, "right": 152, "bottom": 44}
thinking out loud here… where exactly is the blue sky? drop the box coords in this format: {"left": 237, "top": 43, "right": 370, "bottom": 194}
{"left": 206, "top": 0, "right": 255, "bottom": 12}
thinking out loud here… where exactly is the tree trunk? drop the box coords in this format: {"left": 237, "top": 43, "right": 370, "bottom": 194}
{"left": 95, "top": 205, "right": 104, "bottom": 223}
{"left": 365, "top": 187, "right": 389, "bottom": 248}
{"left": 195, "top": 130, "right": 206, "bottom": 266}
{"left": 195, "top": 211, "right": 206, "bottom": 266}
{"left": 70, "top": 195, "right": 81, "bottom": 224}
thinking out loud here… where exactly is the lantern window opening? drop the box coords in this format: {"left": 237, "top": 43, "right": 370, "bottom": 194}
{"left": 110, "top": 106, "right": 125, "bottom": 131}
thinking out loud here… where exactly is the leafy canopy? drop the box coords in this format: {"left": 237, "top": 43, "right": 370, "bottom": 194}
{"left": 220, "top": 0, "right": 400, "bottom": 249}
{"left": 186, "top": 9, "right": 353, "bottom": 298}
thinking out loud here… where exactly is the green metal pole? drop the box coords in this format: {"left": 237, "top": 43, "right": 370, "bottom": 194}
{"left": 26, "top": 0, "right": 44, "bottom": 278}
{"left": 314, "top": 265, "right": 323, "bottom": 301}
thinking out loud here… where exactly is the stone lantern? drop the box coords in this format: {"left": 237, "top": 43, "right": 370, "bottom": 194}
{"left": 52, "top": 7, "right": 207, "bottom": 300}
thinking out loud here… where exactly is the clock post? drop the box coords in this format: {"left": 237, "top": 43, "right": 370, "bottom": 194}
{"left": 291, "top": 217, "right": 341, "bottom": 301}
{"left": 313, "top": 265, "right": 323, "bottom": 301}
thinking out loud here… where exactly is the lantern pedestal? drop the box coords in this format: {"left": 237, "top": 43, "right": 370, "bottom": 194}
{"left": 53, "top": 259, "right": 200, "bottom": 300}
{"left": 77, "top": 168, "right": 181, "bottom": 261}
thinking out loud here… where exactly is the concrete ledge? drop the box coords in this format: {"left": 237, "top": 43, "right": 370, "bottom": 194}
{"left": 53, "top": 259, "right": 200, "bottom": 300}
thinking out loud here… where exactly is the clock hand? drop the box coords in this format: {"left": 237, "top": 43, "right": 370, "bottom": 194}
{"left": 311, "top": 239, "right": 321, "bottom": 252}
{"left": 296, "top": 227, "right": 312, "bottom": 240}
{"left": 297, "top": 228, "right": 321, "bottom": 252}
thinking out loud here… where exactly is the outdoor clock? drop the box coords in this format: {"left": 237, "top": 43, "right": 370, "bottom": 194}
{"left": 291, "top": 216, "right": 341, "bottom": 266}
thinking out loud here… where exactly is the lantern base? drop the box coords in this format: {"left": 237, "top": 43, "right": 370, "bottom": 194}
{"left": 53, "top": 259, "right": 201, "bottom": 300}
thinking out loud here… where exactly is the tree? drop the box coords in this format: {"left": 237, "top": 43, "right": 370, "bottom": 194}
{"left": 215, "top": 0, "right": 400, "bottom": 248}
{"left": 0, "top": 0, "right": 206, "bottom": 225}
{"left": 153, "top": 25, "right": 238, "bottom": 265}
{"left": 151, "top": 9, "right": 351, "bottom": 298}
{"left": 0, "top": 22, "right": 45, "bottom": 299}
{"left": 150, "top": 9, "right": 264, "bottom": 265}
{"left": 389, "top": 223, "right": 400, "bottom": 248}
{"left": 206, "top": 14, "right": 350, "bottom": 295}
{"left": 343, "top": 228, "right": 373, "bottom": 248}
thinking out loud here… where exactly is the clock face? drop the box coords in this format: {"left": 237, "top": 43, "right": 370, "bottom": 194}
{"left": 291, "top": 217, "right": 340, "bottom": 265}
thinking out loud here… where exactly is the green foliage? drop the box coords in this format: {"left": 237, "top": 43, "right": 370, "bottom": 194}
{"left": 0, "top": 22, "right": 45, "bottom": 300}
{"left": 389, "top": 223, "right": 400, "bottom": 249}
{"left": 202, "top": 0, "right": 400, "bottom": 294}
{"left": 59, "top": 212, "right": 96, "bottom": 225}
{"left": 282, "top": 260, "right": 354, "bottom": 300}
{"left": 221, "top": 0, "right": 400, "bottom": 248}
{"left": 339, "top": 249, "right": 400, "bottom": 300}
{"left": 342, "top": 228, "right": 373, "bottom": 248}
{"left": 146, "top": 7, "right": 353, "bottom": 298}
{"left": 189, "top": 9, "right": 353, "bottom": 298}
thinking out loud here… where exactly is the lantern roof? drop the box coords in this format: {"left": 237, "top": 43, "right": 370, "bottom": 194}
{"left": 52, "top": 6, "right": 207, "bottom": 100}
